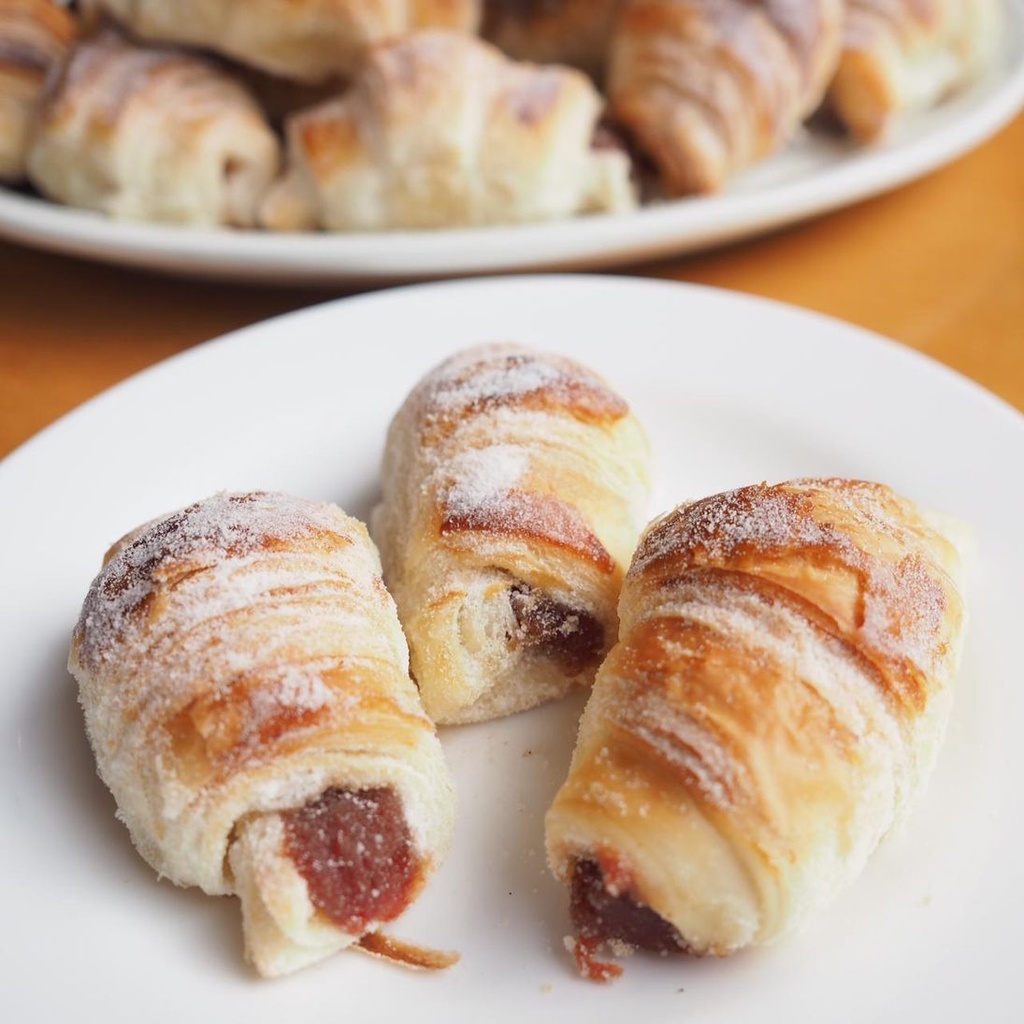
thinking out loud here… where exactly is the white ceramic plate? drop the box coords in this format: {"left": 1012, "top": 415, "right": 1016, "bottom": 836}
{"left": 1, "top": 276, "right": 1021, "bottom": 1023}
{"left": 1, "top": 4, "right": 1023, "bottom": 285}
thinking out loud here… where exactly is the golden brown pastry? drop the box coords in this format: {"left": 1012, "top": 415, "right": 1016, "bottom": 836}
{"left": 607, "top": 0, "right": 844, "bottom": 194}
{"left": 68, "top": 491, "right": 456, "bottom": 978}
{"left": 545, "top": 479, "right": 968, "bottom": 979}
{"left": 26, "top": 28, "right": 280, "bottom": 225}
{"left": 481, "top": 0, "right": 625, "bottom": 80}
{"left": 89, "top": 0, "right": 481, "bottom": 83}
{"left": 260, "top": 30, "right": 636, "bottom": 231}
{"left": 828, "top": 0, "right": 1003, "bottom": 142}
{"left": 370, "top": 344, "right": 651, "bottom": 725}
{"left": 0, "top": 0, "right": 77, "bottom": 183}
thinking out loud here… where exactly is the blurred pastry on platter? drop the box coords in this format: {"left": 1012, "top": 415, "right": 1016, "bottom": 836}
{"left": 26, "top": 28, "right": 280, "bottom": 225}
{"left": 259, "top": 30, "right": 636, "bottom": 231}
{"left": 0, "top": 0, "right": 77, "bottom": 183}
{"left": 480, "top": 0, "right": 625, "bottom": 81}
{"left": 606, "top": 0, "right": 844, "bottom": 195}
{"left": 85, "top": 0, "right": 482, "bottom": 83}
{"left": 1, "top": 0, "right": 1011, "bottom": 231}
{"left": 828, "top": 0, "right": 1003, "bottom": 142}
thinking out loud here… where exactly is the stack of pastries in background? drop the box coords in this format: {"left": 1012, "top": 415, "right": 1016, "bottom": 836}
{"left": 0, "top": 0, "right": 1007, "bottom": 229}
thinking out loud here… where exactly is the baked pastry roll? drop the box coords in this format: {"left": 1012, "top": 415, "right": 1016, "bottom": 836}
{"left": 68, "top": 491, "right": 456, "bottom": 978}
{"left": 828, "top": 0, "right": 1003, "bottom": 142}
{"left": 545, "top": 478, "right": 968, "bottom": 979}
{"left": 26, "top": 29, "right": 280, "bottom": 226}
{"left": 259, "top": 30, "right": 636, "bottom": 231}
{"left": 0, "top": 0, "right": 77, "bottom": 183}
{"left": 370, "top": 344, "right": 651, "bottom": 725}
{"left": 89, "top": 0, "right": 481, "bottom": 83}
{"left": 607, "top": 0, "right": 844, "bottom": 194}
{"left": 481, "top": 0, "right": 625, "bottom": 80}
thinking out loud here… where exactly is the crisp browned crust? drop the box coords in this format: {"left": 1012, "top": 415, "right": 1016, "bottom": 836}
{"left": 441, "top": 489, "right": 618, "bottom": 573}
{"left": 69, "top": 491, "right": 456, "bottom": 978}
{"left": 371, "top": 343, "right": 651, "bottom": 723}
{"left": 546, "top": 477, "right": 967, "bottom": 972}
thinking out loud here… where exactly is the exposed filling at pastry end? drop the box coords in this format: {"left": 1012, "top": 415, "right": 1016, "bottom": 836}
{"left": 568, "top": 857, "right": 689, "bottom": 980}
{"left": 282, "top": 787, "right": 422, "bottom": 935}
{"left": 507, "top": 582, "right": 605, "bottom": 676}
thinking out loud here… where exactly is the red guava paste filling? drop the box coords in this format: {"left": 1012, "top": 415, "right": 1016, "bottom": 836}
{"left": 282, "top": 787, "right": 420, "bottom": 934}
{"left": 508, "top": 583, "right": 605, "bottom": 676}
{"left": 569, "top": 858, "right": 688, "bottom": 956}
{"left": 571, "top": 935, "right": 624, "bottom": 983}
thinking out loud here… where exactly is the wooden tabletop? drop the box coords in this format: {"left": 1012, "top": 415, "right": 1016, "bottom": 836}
{"left": 2, "top": 111, "right": 1022, "bottom": 462}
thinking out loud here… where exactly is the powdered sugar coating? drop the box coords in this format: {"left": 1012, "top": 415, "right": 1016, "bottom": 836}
{"left": 68, "top": 489, "right": 457, "bottom": 937}
{"left": 440, "top": 443, "right": 530, "bottom": 519}
{"left": 414, "top": 346, "right": 630, "bottom": 568}
{"left": 632, "top": 478, "right": 959, "bottom": 686}
{"left": 413, "top": 342, "right": 629, "bottom": 433}
{"left": 74, "top": 491, "right": 373, "bottom": 678}
{"left": 545, "top": 476, "right": 967, "bottom": 962}
{"left": 372, "top": 341, "right": 650, "bottom": 724}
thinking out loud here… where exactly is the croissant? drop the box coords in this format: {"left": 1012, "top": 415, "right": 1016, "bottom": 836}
{"left": 480, "top": 0, "right": 625, "bottom": 80}
{"left": 0, "top": 0, "right": 76, "bottom": 183}
{"left": 26, "top": 29, "right": 280, "bottom": 226}
{"left": 607, "top": 0, "right": 844, "bottom": 194}
{"left": 68, "top": 491, "right": 456, "bottom": 978}
{"left": 370, "top": 344, "right": 651, "bottom": 725}
{"left": 259, "top": 30, "right": 636, "bottom": 231}
{"left": 827, "top": 0, "right": 1003, "bottom": 142}
{"left": 545, "top": 478, "right": 968, "bottom": 979}
{"left": 88, "top": 0, "right": 481, "bottom": 83}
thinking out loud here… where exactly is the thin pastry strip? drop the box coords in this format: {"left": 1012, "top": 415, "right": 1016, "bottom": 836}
{"left": 88, "top": 0, "right": 481, "bottom": 83}
{"left": 259, "top": 30, "right": 636, "bottom": 232}
{"left": 607, "top": 0, "right": 844, "bottom": 194}
{"left": 0, "top": 0, "right": 77, "bottom": 182}
{"left": 69, "top": 491, "right": 456, "bottom": 978}
{"left": 545, "top": 478, "right": 968, "bottom": 978}
{"left": 370, "top": 343, "right": 651, "bottom": 725}
{"left": 27, "top": 28, "right": 280, "bottom": 226}
{"left": 827, "top": 0, "right": 1003, "bottom": 142}
{"left": 481, "top": 0, "right": 625, "bottom": 80}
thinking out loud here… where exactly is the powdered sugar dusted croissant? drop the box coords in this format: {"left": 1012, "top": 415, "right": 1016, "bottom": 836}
{"left": 88, "top": 0, "right": 481, "bottom": 83}
{"left": 259, "top": 31, "right": 636, "bottom": 231}
{"left": 546, "top": 479, "right": 967, "bottom": 979}
{"left": 0, "top": 0, "right": 76, "bottom": 182}
{"left": 828, "top": 0, "right": 1003, "bottom": 142}
{"left": 481, "top": 0, "right": 625, "bottom": 80}
{"left": 370, "top": 344, "right": 651, "bottom": 725}
{"left": 607, "top": 0, "right": 844, "bottom": 194}
{"left": 69, "top": 492, "right": 456, "bottom": 978}
{"left": 27, "top": 29, "right": 280, "bottom": 226}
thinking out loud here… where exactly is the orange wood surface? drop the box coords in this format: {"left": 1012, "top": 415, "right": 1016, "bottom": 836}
{"left": 1, "top": 112, "right": 1021, "bottom": 461}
